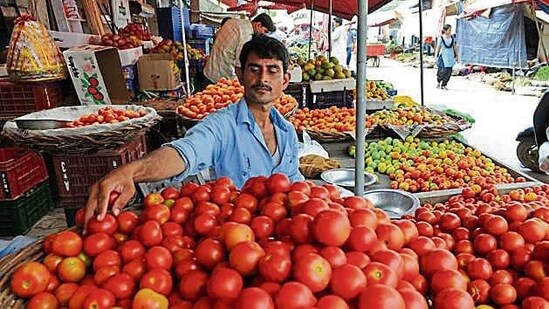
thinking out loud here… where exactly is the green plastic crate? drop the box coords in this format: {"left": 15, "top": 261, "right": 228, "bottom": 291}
{"left": 0, "top": 181, "right": 53, "bottom": 236}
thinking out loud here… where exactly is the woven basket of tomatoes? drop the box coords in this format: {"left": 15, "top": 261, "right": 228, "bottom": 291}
{"left": 2, "top": 105, "right": 160, "bottom": 154}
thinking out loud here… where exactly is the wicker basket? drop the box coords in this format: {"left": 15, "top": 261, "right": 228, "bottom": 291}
{"left": 0, "top": 237, "right": 45, "bottom": 308}
{"left": 301, "top": 129, "right": 354, "bottom": 143}
{"left": 2, "top": 105, "right": 161, "bottom": 154}
{"left": 417, "top": 118, "right": 472, "bottom": 138}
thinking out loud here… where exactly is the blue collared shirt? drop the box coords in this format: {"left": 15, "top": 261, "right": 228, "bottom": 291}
{"left": 165, "top": 98, "right": 304, "bottom": 188}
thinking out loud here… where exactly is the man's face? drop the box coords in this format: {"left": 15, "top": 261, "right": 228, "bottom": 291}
{"left": 238, "top": 52, "right": 289, "bottom": 106}
{"left": 252, "top": 22, "right": 269, "bottom": 35}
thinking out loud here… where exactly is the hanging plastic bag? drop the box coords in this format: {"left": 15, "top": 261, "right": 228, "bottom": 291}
{"left": 298, "top": 131, "right": 329, "bottom": 159}
{"left": 6, "top": 14, "right": 67, "bottom": 82}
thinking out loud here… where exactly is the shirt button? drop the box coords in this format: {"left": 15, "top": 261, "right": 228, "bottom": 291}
{"left": 241, "top": 171, "right": 247, "bottom": 177}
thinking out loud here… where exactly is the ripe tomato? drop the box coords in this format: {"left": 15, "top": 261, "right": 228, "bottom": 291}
{"left": 43, "top": 253, "right": 63, "bottom": 273}
{"left": 141, "top": 204, "right": 171, "bottom": 225}
{"left": 290, "top": 214, "right": 314, "bottom": 243}
{"left": 229, "top": 241, "right": 265, "bottom": 276}
{"left": 484, "top": 215, "right": 508, "bottom": 235}
{"left": 363, "top": 262, "right": 399, "bottom": 288}
{"left": 524, "top": 260, "right": 547, "bottom": 281}
{"left": 473, "top": 233, "right": 497, "bottom": 256}
{"left": 316, "top": 295, "right": 349, "bottom": 309}
{"left": 408, "top": 236, "right": 436, "bottom": 257}
{"left": 27, "top": 292, "right": 58, "bottom": 309}
{"left": 372, "top": 249, "right": 405, "bottom": 280}
{"left": 491, "top": 283, "right": 517, "bottom": 306}
{"left": 144, "top": 192, "right": 165, "bottom": 207}
{"left": 250, "top": 215, "right": 274, "bottom": 239}
{"left": 194, "top": 237, "right": 225, "bottom": 270}
{"left": 519, "top": 219, "right": 546, "bottom": 243}
{"left": 92, "top": 250, "right": 121, "bottom": 272}
{"left": 93, "top": 265, "right": 119, "bottom": 286}
{"left": 522, "top": 296, "right": 549, "bottom": 309}
{"left": 178, "top": 269, "right": 208, "bottom": 301}
{"left": 144, "top": 246, "right": 173, "bottom": 271}
{"left": 514, "top": 277, "right": 536, "bottom": 300}
{"left": 221, "top": 222, "right": 255, "bottom": 250}
{"left": 266, "top": 173, "right": 291, "bottom": 194}
{"left": 420, "top": 249, "right": 458, "bottom": 278}
{"left": 170, "top": 204, "right": 190, "bottom": 225}
{"left": 51, "top": 231, "right": 83, "bottom": 257}
{"left": 82, "top": 288, "right": 115, "bottom": 309}
{"left": 207, "top": 266, "right": 243, "bottom": 298}
{"left": 161, "top": 187, "right": 180, "bottom": 200}
{"left": 137, "top": 220, "right": 163, "bottom": 247}
{"left": 491, "top": 270, "right": 514, "bottom": 285}
{"left": 348, "top": 208, "right": 378, "bottom": 229}
{"left": 330, "top": 264, "right": 366, "bottom": 300}
{"left": 83, "top": 232, "right": 116, "bottom": 257}
{"left": 347, "top": 226, "right": 377, "bottom": 252}
{"left": 119, "top": 239, "right": 145, "bottom": 263}
{"left": 10, "top": 261, "right": 51, "bottom": 298}
{"left": 58, "top": 257, "right": 86, "bottom": 283}
{"left": 293, "top": 253, "right": 332, "bottom": 292}
{"left": 358, "top": 285, "right": 405, "bottom": 309}
{"left": 87, "top": 214, "right": 118, "bottom": 235}
{"left": 487, "top": 249, "right": 511, "bottom": 270}
{"left": 275, "top": 281, "right": 316, "bottom": 309}
{"left": 467, "top": 257, "right": 493, "bottom": 281}
{"left": 102, "top": 273, "right": 135, "bottom": 300}
{"left": 54, "top": 282, "right": 78, "bottom": 306}
{"left": 320, "top": 246, "right": 347, "bottom": 269}
{"left": 116, "top": 211, "right": 138, "bottom": 234}
{"left": 235, "top": 287, "right": 274, "bottom": 309}
{"left": 434, "top": 288, "right": 475, "bottom": 309}
{"left": 258, "top": 253, "right": 291, "bottom": 283}
{"left": 312, "top": 209, "right": 351, "bottom": 247}
{"left": 140, "top": 269, "right": 173, "bottom": 296}
{"left": 430, "top": 269, "right": 467, "bottom": 295}
{"left": 468, "top": 279, "right": 491, "bottom": 304}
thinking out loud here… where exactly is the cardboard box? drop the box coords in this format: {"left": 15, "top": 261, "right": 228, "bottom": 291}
{"left": 118, "top": 47, "right": 143, "bottom": 66}
{"left": 63, "top": 45, "right": 131, "bottom": 105}
{"left": 137, "top": 54, "right": 180, "bottom": 91}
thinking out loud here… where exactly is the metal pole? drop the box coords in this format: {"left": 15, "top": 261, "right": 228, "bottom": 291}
{"left": 328, "top": 0, "right": 333, "bottom": 58}
{"left": 179, "top": 0, "right": 191, "bottom": 95}
{"left": 355, "top": 1, "right": 368, "bottom": 195}
{"left": 418, "top": 0, "right": 425, "bottom": 106}
{"left": 308, "top": 0, "right": 315, "bottom": 59}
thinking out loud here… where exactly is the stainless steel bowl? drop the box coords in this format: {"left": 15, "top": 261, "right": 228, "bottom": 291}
{"left": 363, "top": 189, "right": 420, "bottom": 219}
{"left": 320, "top": 168, "right": 376, "bottom": 188}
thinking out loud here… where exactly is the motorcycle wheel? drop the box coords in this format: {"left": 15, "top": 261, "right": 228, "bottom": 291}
{"left": 516, "top": 138, "right": 541, "bottom": 172}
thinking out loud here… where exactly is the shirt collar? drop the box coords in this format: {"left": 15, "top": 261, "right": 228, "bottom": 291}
{"left": 236, "top": 98, "right": 290, "bottom": 132}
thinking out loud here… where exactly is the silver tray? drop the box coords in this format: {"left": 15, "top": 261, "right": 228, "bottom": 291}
{"left": 363, "top": 189, "right": 420, "bottom": 219}
{"left": 320, "top": 168, "right": 377, "bottom": 188}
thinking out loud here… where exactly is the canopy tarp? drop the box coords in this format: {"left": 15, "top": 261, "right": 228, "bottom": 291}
{"left": 268, "top": 0, "right": 392, "bottom": 20}
{"left": 460, "top": 0, "right": 531, "bottom": 17}
{"left": 456, "top": 3, "right": 528, "bottom": 68}
{"left": 367, "top": 10, "right": 402, "bottom": 27}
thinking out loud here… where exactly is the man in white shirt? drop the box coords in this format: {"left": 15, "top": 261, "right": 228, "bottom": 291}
{"left": 204, "top": 13, "right": 276, "bottom": 83}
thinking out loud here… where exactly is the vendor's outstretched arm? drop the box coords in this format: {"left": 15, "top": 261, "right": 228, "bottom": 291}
{"left": 84, "top": 147, "right": 185, "bottom": 229}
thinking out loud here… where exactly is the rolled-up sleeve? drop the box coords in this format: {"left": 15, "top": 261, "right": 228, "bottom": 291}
{"left": 163, "top": 114, "right": 226, "bottom": 182}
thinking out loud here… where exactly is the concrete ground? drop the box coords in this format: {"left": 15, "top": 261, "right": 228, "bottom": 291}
{"left": 365, "top": 58, "right": 548, "bottom": 184}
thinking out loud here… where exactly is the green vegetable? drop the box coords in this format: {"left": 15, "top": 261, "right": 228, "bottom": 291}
{"left": 444, "top": 108, "right": 476, "bottom": 124}
{"left": 534, "top": 66, "right": 549, "bottom": 81}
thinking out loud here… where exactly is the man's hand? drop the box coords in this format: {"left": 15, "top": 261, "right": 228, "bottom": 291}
{"left": 539, "top": 141, "right": 549, "bottom": 173}
{"left": 84, "top": 165, "right": 137, "bottom": 231}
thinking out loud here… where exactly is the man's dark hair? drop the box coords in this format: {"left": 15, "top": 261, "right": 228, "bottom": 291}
{"left": 252, "top": 13, "right": 276, "bottom": 32}
{"left": 334, "top": 17, "right": 343, "bottom": 26}
{"left": 239, "top": 35, "right": 289, "bottom": 73}
{"left": 221, "top": 17, "right": 231, "bottom": 27}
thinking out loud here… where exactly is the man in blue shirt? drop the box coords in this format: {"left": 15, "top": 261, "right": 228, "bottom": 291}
{"left": 84, "top": 35, "right": 304, "bottom": 226}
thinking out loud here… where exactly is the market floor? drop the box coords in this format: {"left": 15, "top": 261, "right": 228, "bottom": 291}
{"left": 366, "top": 58, "right": 549, "bottom": 184}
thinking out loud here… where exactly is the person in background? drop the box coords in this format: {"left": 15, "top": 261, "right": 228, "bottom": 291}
{"left": 84, "top": 35, "right": 304, "bottom": 228}
{"left": 435, "top": 24, "right": 458, "bottom": 90}
{"left": 204, "top": 13, "right": 276, "bottom": 84}
{"left": 331, "top": 17, "right": 347, "bottom": 65}
{"left": 346, "top": 21, "right": 357, "bottom": 67}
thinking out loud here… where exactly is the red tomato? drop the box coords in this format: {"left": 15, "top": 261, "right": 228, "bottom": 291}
{"left": 491, "top": 270, "right": 514, "bottom": 285}
{"left": 27, "top": 292, "right": 58, "bottom": 309}
{"left": 43, "top": 253, "right": 63, "bottom": 273}
{"left": 102, "top": 273, "right": 135, "bottom": 300}
{"left": 293, "top": 253, "right": 332, "bottom": 292}
{"left": 119, "top": 240, "right": 145, "bottom": 263}
{"left": 87, "top": 214, "right": 118, "bottom": 235}
{"left": 522, "top": 296, "right": 549, "bottom": 309}
{"left": 399, "top": 289, "right": 429, "bottom": 309}
{"left": 140, "top": 269, "right": 173, "bottom": 296}
{"left": 499, "top": 231, "right": 526, "bottom": 253}
{"left": 358, "top": 285, "right": 405, "bottom": 309}
{"left": 491, "top": 283, "right": 517, "bottom": 306}
{"left": 83, "top": 232, "right": 116, "bottom": 257}
{"left": 250, "top": 215, "right": 274, "bottom": 240}
{"left": 363, "top": 262, "right": 399, "bottom": 287}
{"left": 170, "top": 204, "right": 190, "bottom": 225}
{"left": 58, "top": 257, "right": 86, "bottom": 283}
{"left": 267, "top": 173, "right": 291, "bottom": 194}
{"left": 473, "top": 233, "right": 498, "bottom": 256}
{"left": 371, "top": 249, "right": 405, "bottom": 280}
{"left": 116, "top": 211, "right": 138, "bottom": 235}
{"left": 316, "top": 295, "right": 350, "bottom": 309}
{"left": 487, "top": 249, "right": 511, "bottom": 270}
{"left": 430, "top": 269, "right": 467, "bottom": 295}
{"left": 484, "top": 215, "right": 508, "bottom": 235}
{"left": 161, "top": 187, "right": 180, "bottom": 200}
{"left": 258, "top": 253, "right": 291, "bottom": 283}
{"left": 54, "top": 282, "right": 78, "bottom": 306}
{"left": 234, "top": 287, "right": 274, "bottom": 309}
{"left": 137, "top": 220, "right": 163, "bottom": 247}
{"left": 141, "top": 204, "right": 171, "bottom": 225}
{"left": 467, "top": 257, "right": 494, "bottom": 281}
{"left": 514, "top": 277, "right": 536, "bottom": 300}
{"left": 10, "top": 261, "right": 51, "bottom": 298}
{"left": 345, "top": 251, "right": 370, "bottom": 269}
{"left": 275, "top": 281, "right": 316, "bottom": 309}
{"left": 320, "top": 246, "right": 347, "bottom": 269}
{"left": 330, "top": 264, "right": 366, "bottom": 300}
{"left": 519, "top": 219, "right": 546, "bottom": 243}
{"left": 420, "top": 249, "right": 458, "bottom": 278}
{"left": 68, "top": 285, "right": 97, "bottom": 309}
{"left": 524, "top": 260, "right": 547, "bottom": 281}
{"left": 144, "top": 192, "right": 165, "bottom": 207}
{"left": 347, "top": 226, "right": 377, "bottom": 252}
{"left": 82, "top": 288, "right": 115, "bottom": 309}
{"left": 194, "top": 237, "right": 225, "bottom": 270}
{"left": 144, "top": 246, "right": 173, "bottom": 271}
{"left": 207, "top": 266, "right": 243, "bottom": 299}
{"left": 468, "top": 279, "right": 491, "bottom": 304}
{"left": 51, "top": 230, "right": 83, "bottom": 257}
{"left": 433, "top": 288, "right": 475, "bottom": 309}
{"left": 312, "top": 209, "right": 351, "bottom": 247}
{"left": 94, "top": 265, "right": 120, "bottom": 286}
{"left": 178, "top": 269, "right": 208, "bottom": 301}
{"left": 348, "top": 208, "right": 378, "bottom": 229}
{"left": 92, "top": 250, "right": 121, "bottom": 272}
{"left": 229, "top": 241, "right": 265, "bottom": 276}
{"left": 221, "top": 222, "right": 255, "bottom": 250}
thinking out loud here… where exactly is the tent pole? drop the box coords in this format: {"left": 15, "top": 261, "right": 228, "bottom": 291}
{"left": 355, "top": 0, "right": 368, "bottom": 195}
{"left": 179, "top": 0, "right": 191, "bottom": 95}
{"left": 308, "top": 0, "right": 314, "bottom": 59}
{"left": 418, "top": 0, "right": 425, "bottom": 106}
{"left": 328, "top": 0, "right": 333, "bottom": 58}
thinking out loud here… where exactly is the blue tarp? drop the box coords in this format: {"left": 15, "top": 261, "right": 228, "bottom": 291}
{"left": 457, "top": 3, "right": 528, "bottom": 68}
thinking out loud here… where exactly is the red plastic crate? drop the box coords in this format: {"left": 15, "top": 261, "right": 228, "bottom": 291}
{"left": 367, "top": 44, "right": 386, "bottom": 57}
{"left": 0, "top": 78, "right": 63, "bottom": 119}
{"left": 52, "top": 135, "right": 148, "bottom": 199}
{"left": 0, "top": 147, "right": 49, "bottom": 200}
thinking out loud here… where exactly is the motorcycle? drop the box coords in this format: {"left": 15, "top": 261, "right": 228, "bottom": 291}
{"left": 516, "top": 90, "right": 549, "bottom": 173}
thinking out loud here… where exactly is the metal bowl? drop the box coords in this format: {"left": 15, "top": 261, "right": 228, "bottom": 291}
{"left": 320, "top": 168, "right": 376, "bottom": 188}
{"left": 363, "top": 189, "right": 420, "bottom": 219}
